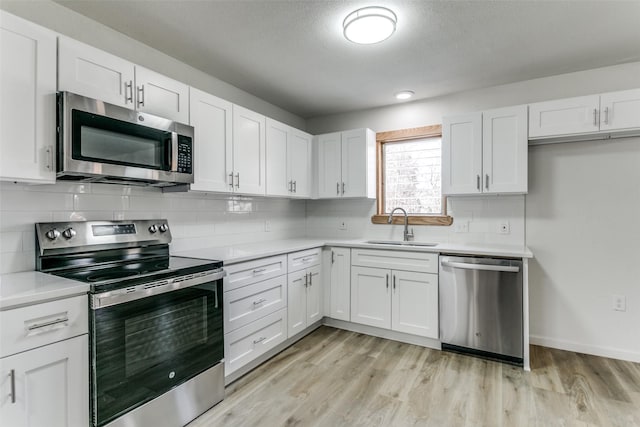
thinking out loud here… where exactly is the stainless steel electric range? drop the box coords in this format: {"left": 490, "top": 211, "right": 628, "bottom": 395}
{"left": 35, "top": 219, "right": 225, "bottom": 427}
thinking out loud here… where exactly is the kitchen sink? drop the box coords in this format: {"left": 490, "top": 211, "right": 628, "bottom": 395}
{"left": 365, "top": 240, "right": 438, "bottom": 247}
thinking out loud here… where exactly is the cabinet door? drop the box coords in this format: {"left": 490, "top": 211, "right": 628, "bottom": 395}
{"left": 600, "top": 89, "right": 640, "bottom": 131}
{"left": 265, "top": 118, "right": 290, "bottom": 196}
{"left": 330, "top": 247, "right": 351, "bottom": 321}
{"left": 341, "top": 129, "right": 369, "bottom": 197}
{"left": 306, "top": 265, "right": 322, "bottom": 325}
{"left": 482, "top": 105, "right": 528, "bottom": 194}
{"left": 0, "top": 12, "right": 56, "bottom": 183}
{"left": 316, "top": 132, "right": 342, "bottom": 198}
{"left": 232, "top": 105, "right": 266, "bottom": 195}
{"left": 189, "top": 88, "right": 233, "bottom": 192}
{"left": 391, "top": 271, "right": 438, "bottom": 339}
{"left": 442, "top": 113, "right": 483, "bottom": 195}
{"left": 288, "top": 129, "right": 312, "bottom": 198}
{"left": 58, "top": 36, "right": 134, "bottom": 109}
{"left": 287, "top": 269, "right": 307, "bottom": 337}
{"left": 0, "top": 335, "right": 89, "bottom": 427}
{"left": 528, "top": 95, "right": 600, "bottom": 138}
{"left": 350, "top": 266, "right": 390, "bottom": 329}
{"left": 135, "top": 66, "right": 189, "bottom": 123}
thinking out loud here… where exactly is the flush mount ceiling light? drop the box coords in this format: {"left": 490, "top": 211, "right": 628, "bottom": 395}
{"left": 395, "top": 90, "right": 414, "bottom": 100}
{"left": 343, "top": 6, "right": 397, "bottom": 44}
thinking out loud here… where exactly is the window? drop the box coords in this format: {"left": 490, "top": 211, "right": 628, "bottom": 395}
{"left": 371, "top": 125, "right": 452, "bottom": 226}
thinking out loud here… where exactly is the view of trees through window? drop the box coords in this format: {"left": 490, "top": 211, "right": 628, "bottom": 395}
{"left": 383, "top": 137, "right": 442, "bottom": 215}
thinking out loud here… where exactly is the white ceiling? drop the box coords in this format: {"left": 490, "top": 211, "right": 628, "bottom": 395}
{"left": 55, "top": 0, "right": 640, "bottom": 118}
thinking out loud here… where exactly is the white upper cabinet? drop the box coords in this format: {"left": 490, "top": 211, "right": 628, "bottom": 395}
{"left": 232, "top": 105, "right": 266, "bottom": 195}
{"left": 134, "top": 66, "right": 189, "bottom": 124}
{"left": 599, "top": 89, "right": 640, "bottom": 131}
{"left": 316, "top": 128, "right": 376, "bottom": 199}
{"left": 189, "top": 88, "right": 233, "bottom": 192}
{"left": 0, "top": 11, "right": 57, "bottom": 184}
{"left": 58, "top": 36, "right": 134, "bottom": 109}
{"left": 265, "top": 119, "right": 312, "bottom": 197}
{"left": 528, "top": 95, "right": 600, "bottom": 138}
{"left": 528, "top": 89, "right": 640, "bottom": 140}
{"left": 442, "top": 105, "right": 527, "bottom": 195}
{"left": 58, "top": 37, "right": 188, "bottom": 123}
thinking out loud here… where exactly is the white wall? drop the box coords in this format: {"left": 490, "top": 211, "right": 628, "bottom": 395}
{"left": 306, "top": 63, "right": 640, "bottom": 362}
{"left": 0, "top": 182, "right": 306, "bottom": 274}
{"left": 0, "top": 1, "right": 306, "bottom": 129}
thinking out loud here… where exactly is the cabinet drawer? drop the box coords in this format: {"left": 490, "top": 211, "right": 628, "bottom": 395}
{"left": 225, "top": 255, "right": 287, "bottom": 291}
{"left": 351, "top": 249, "right": 438, "bottom": 274}
{"left": 224, "top": 275, "right": 287, "bottom": 333}
{"left": 287, "top": 247, "right": 321, "bottom": 272}
{"left": 224, "top": 308, "right": 287, "bottom": 376}
{"left": 0, "top": 295, "right": 88, "bottom": 358}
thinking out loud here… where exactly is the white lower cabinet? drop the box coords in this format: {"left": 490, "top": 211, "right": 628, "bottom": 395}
{"left": 351, "top": 266, "right": 438, "bottom": 339}
{"left": 224, "top": 309, "right": 287, "bottom": 376}
{"left": 287, "top": 264, "right": 321, "bottom": 337}
{"left": 224, "top": 275, "right": 287, "bottom": 333}
{"left": 328, "top": 247, "right": 351, "bottom": 321}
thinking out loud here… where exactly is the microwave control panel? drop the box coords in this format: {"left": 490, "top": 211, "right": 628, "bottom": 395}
{"left": 177, "top": 135, "right": 193, "bottom": 174}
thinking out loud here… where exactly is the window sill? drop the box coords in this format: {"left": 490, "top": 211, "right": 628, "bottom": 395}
{"left": 371, "top": 215, "right": 453, "bottom": 226}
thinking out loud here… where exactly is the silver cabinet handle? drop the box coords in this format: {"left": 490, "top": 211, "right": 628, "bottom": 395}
{"left": 309, "top": 272, "right": 313, "bottom": 286}
{"left": 331, "top": 251, "right": 335, "bottom": 264}
{"left": 235, "top": 173, "right": 240, "bottom": 189}
{"left": 304, "top": 273, "right": 308, "bottom": 287}
{"left": 393, "top": 275, "right": 396, "bottom": 290}
{"left": 386, "top": 274, "right": 389, "bottom": 289}
{"left": 125, "top": 81, "right": 133, "bottom": 104}
{"left": 288, "top": 180, "right": 292, "bottom": 192}
{"left": 9, "top": 369, "right": 15, "bottom": 404}
{"left": 137, "top": 85, "right": 145, "bottom": 108}
{"left": 293, "top": 181, "right": 297, "bottom": 193}
{"left": 45, "top": 146, "right": 53, "bottom": 171}
{"left": 593, "top": 108, "right": 598, "bottom": 126}
{"left": 604, "top": 107, "right": 609, "bottom": 124}
{"left": 476, "top": 175, "right": 480, "bottom": 191}
{"left": 229, "top": 172, "right": 235, "bottom": 188}
{"left": 252, "top": 298, "right": 266, "bottom": 306}
{"left": 301, "top": 256, "right": 314, "bottom": 263}
{"left": 336, "top": 182, "right": 340, "bottom": 195}
{"left": 253, "top": 336, "right": 266, "bottom": 344}
{"left": 27, "top": 316, "right": 69, "bottom": 331}
{"left": 441, "top": 260, "right": 520, "bottom": 273}
{"left": 485, "top": 174, "right": 489, "bottom": 190}
{"left": 252, "top": 268, "right": 267, "bottom": 275}
{"left": 342, "top": 182, "right": 345, "bottom": 195}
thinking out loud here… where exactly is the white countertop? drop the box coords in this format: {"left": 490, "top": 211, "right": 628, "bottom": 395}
{"left": 0, "top": 271, "right": 89, "bottom": 311}
{"left": 174, "top": 238, "right": 533, "bottom": 264}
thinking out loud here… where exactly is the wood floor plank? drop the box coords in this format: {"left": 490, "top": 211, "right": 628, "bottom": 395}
{"left": 188, "top": 327, "right": 640, "bottom": 427}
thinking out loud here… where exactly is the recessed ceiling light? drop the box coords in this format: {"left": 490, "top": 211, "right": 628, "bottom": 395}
{"left": 395, "top": 90, "right": 414, "bottom": 100}
{"left": 343, "top": 6, "right": 397, "bottom": 45}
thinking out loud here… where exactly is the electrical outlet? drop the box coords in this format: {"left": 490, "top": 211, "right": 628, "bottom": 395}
{"left": 264, "top": 220, "right": 271, "bottom": 232}
{"left": 612, "top": 294, "right": 626, "bottom": 312}
{"left": 499, "top": 221, "right": 510, "bottom": 234}
{"left": 338, "top": 221, "right": 347, "bottom": 231}
{"left": 454, "top": 221, "right": 468, "bottom": 233}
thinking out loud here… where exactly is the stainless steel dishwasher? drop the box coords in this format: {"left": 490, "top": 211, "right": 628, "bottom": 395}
{"left": 439, "top": 255, "right": 523, "bottom": 365}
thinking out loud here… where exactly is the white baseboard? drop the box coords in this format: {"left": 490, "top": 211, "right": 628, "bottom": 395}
{"left": 529, "top": 335, "right": 640, "bottom": 363}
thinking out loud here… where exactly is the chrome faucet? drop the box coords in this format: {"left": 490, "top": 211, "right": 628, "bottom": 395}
{"left": 387, "top": 207, "right": 414, "bottom": 241}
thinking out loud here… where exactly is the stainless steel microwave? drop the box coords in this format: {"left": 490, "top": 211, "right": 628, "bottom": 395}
{"left": 57, "top": 92, "right": 194, "bottom": 187}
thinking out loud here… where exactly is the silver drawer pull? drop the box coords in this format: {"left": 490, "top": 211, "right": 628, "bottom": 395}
{"left": 300, "top": 256, "right": 315, "bottom": 263}
{"left": 26, "top": 316, "right": 69, "bottom": 332}
{"left": 252, "top": 268, "right": 267, "bottom": 275}
{"left": 9, "top": 369, "right": 15, "bottom": 404}
{"left": 253, "top": 336, "right": 266, "bottom": 344}
{"left": 252, "top": 298, "right": 267, "bottom": 306}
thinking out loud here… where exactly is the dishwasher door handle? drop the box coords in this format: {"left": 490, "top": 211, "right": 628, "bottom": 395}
{"left": 441, "top": 261, "right": 520, "bottom": 273}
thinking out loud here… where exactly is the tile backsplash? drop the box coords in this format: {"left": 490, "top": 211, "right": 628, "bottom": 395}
{"left": 0, "top": 182, "right": 306, "bottom": 274}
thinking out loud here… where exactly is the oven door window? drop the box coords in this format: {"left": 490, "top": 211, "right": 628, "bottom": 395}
{"left": 72, "top": 109, "right": 172, "bottom": 170}
{"left": 91, "top": 280, "right": 223, "bottom": 426}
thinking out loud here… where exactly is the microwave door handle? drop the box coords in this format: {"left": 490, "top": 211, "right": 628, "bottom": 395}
{"left": 170, "top": 132, "right": 178, "bottom": 172}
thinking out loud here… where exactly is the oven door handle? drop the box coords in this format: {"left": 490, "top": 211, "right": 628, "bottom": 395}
{"left": 91, "top": 269, "right": 226, "bottom": 309}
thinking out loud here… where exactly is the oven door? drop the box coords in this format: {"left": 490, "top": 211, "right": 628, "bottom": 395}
{"left": 90, "top": 278, "right": 223, "bottom": 427}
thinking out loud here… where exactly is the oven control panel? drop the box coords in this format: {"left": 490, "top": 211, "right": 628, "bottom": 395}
{"left": 36, "top": 220, "right": 172, "bottom": 254}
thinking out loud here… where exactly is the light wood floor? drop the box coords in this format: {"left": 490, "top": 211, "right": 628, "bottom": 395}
{"left": 189, "top": 326, "right": 640, "bottom": 427}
